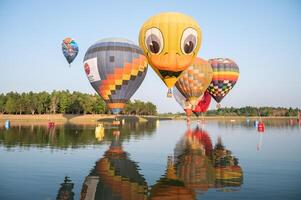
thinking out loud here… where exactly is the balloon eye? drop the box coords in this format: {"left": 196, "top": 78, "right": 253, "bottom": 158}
{"left": 181, "top": 28, "right": 198, "bottom": 55}
{"left": 148, "top": 39, "right": 160, "bottom": 53}
{"left": 145, "top": 28, "right": 163, "bottom": 54}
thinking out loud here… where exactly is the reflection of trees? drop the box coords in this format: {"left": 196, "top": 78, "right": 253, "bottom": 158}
{"left": 149, "top": 156, "right": 195, "bottom": 200}
{"left": 56, "top": 176, "right": 74, "bottom": 200}
{"left": 80, "top": 135, "right": 147, "bottom": 200}
{"left": 0, "top": 120, "right": 157, "bottom": 149}
{"left": 174, "top": 128, "right": 243, "bottom": 194}
{"left": 104, "top": 119, "right": 157, "bottom": 142}
{"left": 0, "top": 125, "right": 98, "bottom": 149}
{"left": 217, "top": 119, "right": 301, "bottom": 129}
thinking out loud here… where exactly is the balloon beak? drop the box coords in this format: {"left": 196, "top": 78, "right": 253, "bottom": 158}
{"left": 150, "top": 51, "right": 193, "bottom": 73}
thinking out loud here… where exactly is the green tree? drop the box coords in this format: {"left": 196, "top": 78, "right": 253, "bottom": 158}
{"left": 50, "top": 91, "right": 59, "bottom": 114}
{"left": 59, "top": 91, "right": 70, "bottom": 114}
{"left": 79, "top": 94, "right": 93, "bottom": 114}
{"left": 0, "top": 94, "right": 6, "bottom": 114}
{"left": 5, "top": 97, "right": 16, "bottom": 114}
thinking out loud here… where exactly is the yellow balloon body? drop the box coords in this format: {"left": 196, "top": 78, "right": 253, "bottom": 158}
{"left": 139, "top": 12, "right": 202, "bottom": 88}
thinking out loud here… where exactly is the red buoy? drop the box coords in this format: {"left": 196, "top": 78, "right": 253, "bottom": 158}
{"left": 258, "top": 122, "right": 265, "bottom": 132}
{"left": 48, "top": 122, "right": 55, "bottom": 128}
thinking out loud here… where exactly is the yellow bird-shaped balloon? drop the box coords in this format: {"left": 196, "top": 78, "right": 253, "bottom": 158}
{"left": 139, "top": 12, "right": 202, "bottom": 95}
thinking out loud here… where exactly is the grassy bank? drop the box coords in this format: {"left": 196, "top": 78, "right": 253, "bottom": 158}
{"left": 0, "top": 114, "right": 159, "bottom": 125}
{"left": 1, "top": 114, "right": 298, "bottom": 123}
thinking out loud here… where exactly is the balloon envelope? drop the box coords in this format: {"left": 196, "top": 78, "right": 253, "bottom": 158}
{"left": 193, "top": 91, "right": 211, "bottom": 116}
{"left": 207, "top": 58, "right": 239, "bottom": 103}
{"left": 173, "top": 87, "right": 192, "bottom": 115}
{"left": 175, "top": 57, "right": 213, "bottom": 106}
{"left": 83, "top": 38, "right": 148, "bottom": 114}
{"left": 139, "top": 12, "right": 202, "bottom": 89}
{"left": 62, "top": 37, "right": 78, "bottom": 64}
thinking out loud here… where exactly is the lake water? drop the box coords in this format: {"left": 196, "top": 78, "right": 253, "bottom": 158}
{"left": 0, "top": 119, "right": 301, "bottom": 200}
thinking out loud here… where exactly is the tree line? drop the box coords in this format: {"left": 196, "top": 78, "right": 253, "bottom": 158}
{"left": 162, "top": 106, "right": 300, "bottom": 117}
{"left": 0, "top": 91, "right": 157, "bottom": 115}
{"left": 206, "top": 106, "right": 300, "bottom": 117}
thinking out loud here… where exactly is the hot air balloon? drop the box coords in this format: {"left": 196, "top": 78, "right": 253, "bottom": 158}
{"left": 62, "top": 37, "right": 78, "bottom": 66}
{"left": 139, "top": 12, "right": 202, "bottom": 97}
{"left": 175, "top": 57, "right": 213, "bottom": 107}
{"left": 207, "top": 58, "right": 239, "bottom": 107}
{"left": 56, "top": 176, "right": 74, "bottom": 200}
{"left": 83, "top": 38, "right": 148, "bottom": 114}
{"left": 173, "top": 87, "right": 192, "bottom": 124}
{"left": 193, "top": 91, "right": 211, "bottom": 117}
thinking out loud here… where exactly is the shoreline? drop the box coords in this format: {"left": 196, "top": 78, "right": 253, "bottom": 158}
{"left": 0, "top": 114, "right": 299, "bottom": 124}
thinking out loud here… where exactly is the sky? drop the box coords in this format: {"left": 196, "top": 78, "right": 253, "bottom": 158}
{"left": 0, "top": 0, "right": 300, "bottom": 113}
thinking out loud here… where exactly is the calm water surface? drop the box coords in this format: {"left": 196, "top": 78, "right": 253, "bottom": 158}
{"left": 0, "top": 119, "right": 300, "bottom": 200}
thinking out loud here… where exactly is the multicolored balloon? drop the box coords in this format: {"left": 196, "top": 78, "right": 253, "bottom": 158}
{"left": 175, "top": 57, "right": 213, "bottom": 107}
{"left": 193, "top": 91, "right": 211, "bottom": 116}
{"left": 62, "top": 37, "right": 78, "bottom": 65}
{"left": 83, "top": 38, "right": 148, "bottom": 114}
{"left": 139, "top": 12, "right": 202, "bottom": 94}
{"left": 207, "top": 58, "right": 239, "bottom": 104}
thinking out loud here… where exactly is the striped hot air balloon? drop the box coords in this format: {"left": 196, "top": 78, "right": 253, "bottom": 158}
{"left": 83, "top": 38, "right": 148, "bottom": 114}
{"left": 207, "top": 58, "right": 239, "bottom": 105}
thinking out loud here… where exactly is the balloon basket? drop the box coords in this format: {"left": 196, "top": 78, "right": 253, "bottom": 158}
{"left": 167, "top": 89, "right": 172, "bottom": 98}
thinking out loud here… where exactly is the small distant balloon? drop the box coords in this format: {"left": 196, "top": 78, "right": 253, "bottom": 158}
{"left": 62, "top": 37, "right": 79, "bottom": 66}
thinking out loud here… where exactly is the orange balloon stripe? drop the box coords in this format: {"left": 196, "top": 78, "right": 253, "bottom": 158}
{"left": 99, "top": 55, "right": 147, "bottom": 100}
{"left": 212, "top": 75, "right": 239, "bottom": 81}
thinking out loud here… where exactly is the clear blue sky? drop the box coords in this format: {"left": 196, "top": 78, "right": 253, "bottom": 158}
{"left": 0, "top": 0, "right": 300, "bottom": 113}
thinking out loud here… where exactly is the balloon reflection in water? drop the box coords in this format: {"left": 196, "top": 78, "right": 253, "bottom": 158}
{"left": 174, "top": 127, "right": 215, "bottom": 192}
{"left": 213, "top": 137, "right": 243, "bottom": 190}
{"left": 174, "top": 128, "right": 243, "bottom": 194}
{"left": 56, "top": 176, "right": 74, "bottom": 200}
{"left": 149, "top": 156, "right": 195, "bottom": 200}
{"left": 80, "top": 133, "right": 148, "bottom": 200}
